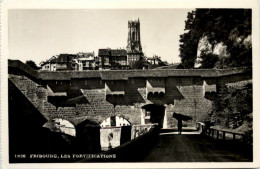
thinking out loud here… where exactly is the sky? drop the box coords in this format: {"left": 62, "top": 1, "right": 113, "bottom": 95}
{"left": 8, "top": 9, "right": 193, "bottom": 65}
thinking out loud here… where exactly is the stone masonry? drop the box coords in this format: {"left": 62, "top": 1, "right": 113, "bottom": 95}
{"left": 8, "top": 60, "right": 252, "bottom": 128}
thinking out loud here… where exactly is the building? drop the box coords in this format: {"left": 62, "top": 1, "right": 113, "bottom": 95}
{"left": 110, "top": 49, "right": 128, "bottom": 69}
{"left": 147, "top": 55, "right": 168, "bottom": 69}
{"left": 98, "top": 48, "right": 129, "bottom": 70}
{"left": 40, "top": 54, "right": 77, "bottom": 71}
{"left": 126, "top": 18, "right": 144, "bottom": 68}
{"left": 98, "top": 49, "right": 110, "bottom": 69}
{"left": 40, "top": 52, "right": 97, "bottom": 71}
{"left": 40, "top": 56, "right": 57, "bottom": 71}
{"left": 71, "top": 52, "right": 97, "bottom": 70}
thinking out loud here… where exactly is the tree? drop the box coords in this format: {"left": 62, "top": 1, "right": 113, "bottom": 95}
{"left": 131, "top": 57, "right": 147, "bottom": 69}
{"left": 179, "top": 32, "right": 200, "bottom": 68}
{"left": 131, "top": 60, "right": 145, "bottom": 69}
{"left": 25, "top": 60, "right": 40, "bottom": 70}
{"left": 198, "top": 49, "right": 219, "bottom": 68}
{"left": 179, "top": 11, "right": 201, "bottom": 68}
{"left": 179, "top": 9, "right": 252, "bottom": 68}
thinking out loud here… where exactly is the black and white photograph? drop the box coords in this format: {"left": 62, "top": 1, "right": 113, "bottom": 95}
{"left": 1, "top": 0, "right": 259, "bottom": 168}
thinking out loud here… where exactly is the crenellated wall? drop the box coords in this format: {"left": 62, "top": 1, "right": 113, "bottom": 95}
{"left": 8, "top": 60, "right": 252, "bottom": 129}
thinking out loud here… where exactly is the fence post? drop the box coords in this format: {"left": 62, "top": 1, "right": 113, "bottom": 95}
{"left": 217, "top": 130, "right": 219, "bottom": 140}
{"left": 223, "top": 131, "right": 226, "bottom": 140}
{"left": 233, "top": 133, "right": 236, "bottom": 140}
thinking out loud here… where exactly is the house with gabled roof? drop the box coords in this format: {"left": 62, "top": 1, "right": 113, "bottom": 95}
{"left": 40, "top": 52, "right": 97, "bottom": 71}
{"left": 98, "top": 48, "right": 129, "bottom": 70}
{"left": 71, "top": 52, "right": 97, "bottom": 70}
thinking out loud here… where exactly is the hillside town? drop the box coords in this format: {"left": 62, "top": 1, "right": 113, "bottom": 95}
{"left": 39, "top": 19, "right": 168, "bottom": 71}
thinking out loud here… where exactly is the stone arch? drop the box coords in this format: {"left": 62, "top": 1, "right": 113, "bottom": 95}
{"left": 99, "top": 115, "right": 132, "bottom": 151}
{"left": 42, "top": 118, "right": 77, "bottom": 153}
{"left": 75, "top": 119, "right": 101, "bottom": 153}
{"left": 141, "top": 104, "right": 166, "bottom": 128}
{"left": 147, "top": 92, "right": 154, "bottom": 100}
{"left": 154, "top": 92, "right": 159, "bottom": 98}
{"left": 100, "top": 115, "right": 131, "bottom": 127}
{"left": 159, "top": 92, "right": 165, "bottom": 99}
{"left": 43, "top": 118, "right": 76, "bottom": 137}
{"left": 76, "top": 119, "right": 100, "bottom": 129}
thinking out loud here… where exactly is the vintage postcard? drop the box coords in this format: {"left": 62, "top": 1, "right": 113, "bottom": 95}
{"left": 1, "top": 0, "right": 260, "bottom": 168}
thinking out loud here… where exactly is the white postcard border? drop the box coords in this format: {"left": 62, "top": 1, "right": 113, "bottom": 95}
{"left": 1, "top": 0, "right": 260, "bottom": 168}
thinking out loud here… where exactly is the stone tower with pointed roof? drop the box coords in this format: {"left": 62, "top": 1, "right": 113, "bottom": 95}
{"left": 126, "top": 18, "right": 144, "bottom": 68}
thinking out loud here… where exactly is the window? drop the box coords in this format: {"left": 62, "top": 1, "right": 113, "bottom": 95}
{"left": 145, "top": 111, "right": 150, "bottom": 117}
{"left": 145, "top": 111, "right": 151, "bottom": 119}
{"left": 121, "top": 60, "right": 126, "bottom": 65}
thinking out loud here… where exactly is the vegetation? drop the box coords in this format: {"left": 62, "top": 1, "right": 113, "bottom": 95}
{"left": 209, "top": 82, "right": 252, "bottom": 135}
{"left": 25, "top": 60, "right": 40, "bottom": 70}
{"left": 198, "top": 49, "right": 219, "bottom": 68}
{"left": 131, "top": 57, "right": 147, "bottom": 69}
{"left": 179, "top": 9, "right": 252, "bottom": 69}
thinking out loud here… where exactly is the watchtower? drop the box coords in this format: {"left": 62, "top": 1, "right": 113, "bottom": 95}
{"left": 126, "top": 18, "right": 144, "bottom": 67}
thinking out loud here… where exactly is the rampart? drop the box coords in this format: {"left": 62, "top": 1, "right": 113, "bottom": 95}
{"left": 8, "top": 60, "right": 252, "bottom": 128}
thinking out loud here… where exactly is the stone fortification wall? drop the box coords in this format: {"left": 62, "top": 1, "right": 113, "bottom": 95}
{"left": 8, "top": 60, "right": 252, "bottom": 128}
{"left": 8, "top": 73, "right": 215, "bottom": 128}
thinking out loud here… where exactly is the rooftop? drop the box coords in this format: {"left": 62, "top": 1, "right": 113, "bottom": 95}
{"left": 9, "top": 60, "right": 252, "bottom": 81}
{"left": 111, "top": 49, "right": 127, "bottom": 56}
{"left": 78, "top": 52, "right": 95, "bottom": 58}
{"left": 98, "top": 48, "right": 127, "bottom": 56}
{"left": 98, "top": 49, "right": 110, "bottom": 56}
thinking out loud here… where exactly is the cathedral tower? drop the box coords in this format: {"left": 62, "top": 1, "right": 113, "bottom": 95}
{"left": 127, "top": 18, "right": 142, "bottom": 52}
{"left": 126, "top": 18, "right": 144, "bottom": 68}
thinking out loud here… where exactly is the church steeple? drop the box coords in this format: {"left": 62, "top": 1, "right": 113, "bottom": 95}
{"left": 126, "top": 18, "right": 144, "bottom": 68}
{"left": 126, "top": 18, "right": 142, "bottom": 52}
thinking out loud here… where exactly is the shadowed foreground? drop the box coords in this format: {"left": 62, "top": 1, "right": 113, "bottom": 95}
{"left": 141, "top": 133, "right": 252, "bottom": 162}
{"left": 82, "top": 130, "right": 252, "bottom": 162}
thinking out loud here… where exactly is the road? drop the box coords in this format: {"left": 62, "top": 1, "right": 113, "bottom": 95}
{"left": 141, "top": 132, "right": 252, "bottom": 162}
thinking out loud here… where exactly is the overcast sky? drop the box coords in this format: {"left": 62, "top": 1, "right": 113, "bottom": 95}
{"left": 9, "top": 9, "right": 192, "bottom": 65}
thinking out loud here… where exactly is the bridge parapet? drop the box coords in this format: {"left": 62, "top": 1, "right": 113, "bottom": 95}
{"left": 9, "top": 60, "right": 251, "bottom": 80}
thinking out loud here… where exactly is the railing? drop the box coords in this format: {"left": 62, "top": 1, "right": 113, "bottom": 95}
{"left": 196, "top": 122, "right": 252, "bottom": 144}
{"left": 195, "top": 122, "right": 205, "bottom": 133}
